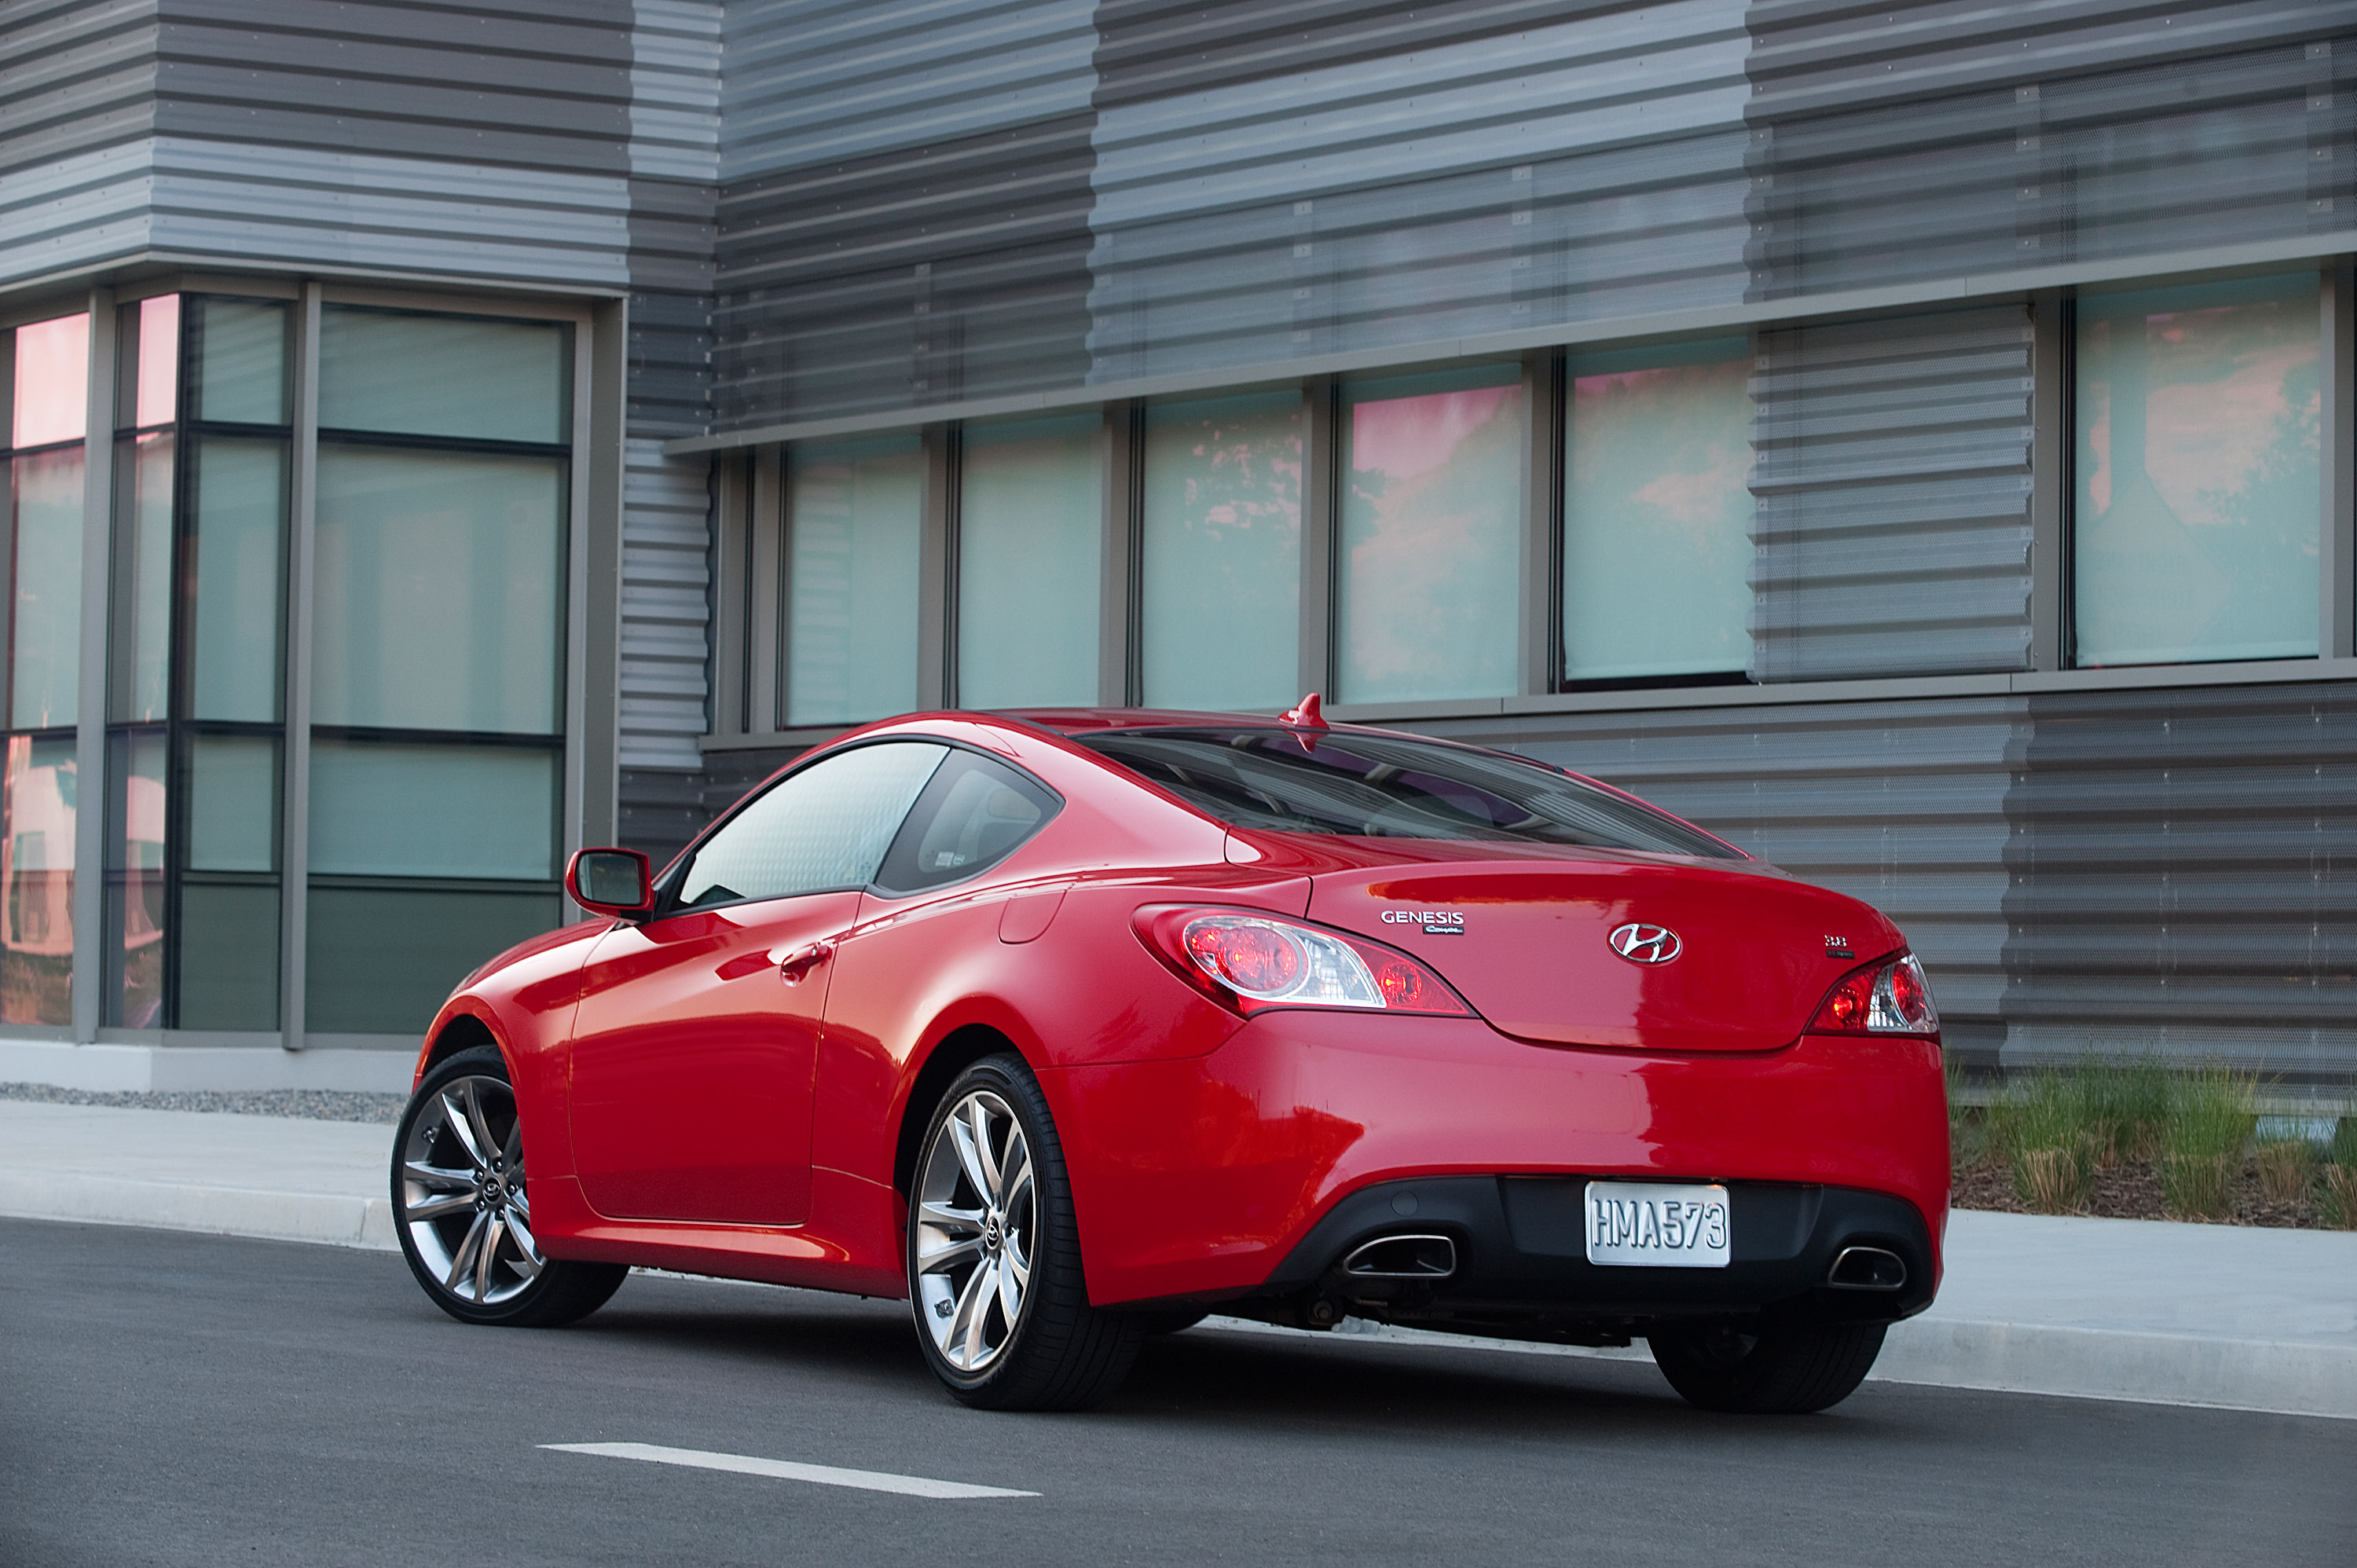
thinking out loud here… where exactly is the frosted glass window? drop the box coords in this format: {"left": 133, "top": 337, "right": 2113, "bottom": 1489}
{"left": 110, "top": 434, "right": 174, "bottom": 723}
{"left": 679, "top": 742, "right": 947, "bottom": 907}
{"left": 2075, "top": 275, "right": 2321, "bottom": 666}
{"left": 318, "top": 308, "right": 570, "bottom": 445}
{"left": 309, "top": 741, "right": 556, "bottom": 881}
{"left": 132, "top": 295, "right": 178, "bottom": 429}
{"left": 188, "top": 735, "right": 278, "bottom": 873}
{"left": 191, "top": 301, "right": 288, "bottom": 427}
{"left": 313, "top": 447, "right": 563, "bottom": 734}
{"left": 178, "top": 882, "right": 277, "bottom": 1030}
{"left": 306, "top": 885, "right": 555, "bottom": 1034}
{"left": 189, "top": 440, "right": 288, "bottom": 724}
{"left": 786, "top": 437, "right": 922, "bottom": 726}
{"left": 957, "top": 414, "right": 1102, "bottom": 708}
{"left": 1338, "top": 365, "right": 1524, "bottom": 704}
{"left": 9, "top": 448, "right": 82, "bottom": 730}
{"left": 1140, "top": 392, "right": 1303, "bottom": 710}
{"left": 105, "top": 728, "right": 167, "bottom": 1028}
{"left": 11, "top": 314, "right": 88, "bottom": 449}
{"left": 1563, "top": 344, "right": 1754, "bottom": 680}
{"left": 1, "top": 734, "right": 75, "bottom": 1025}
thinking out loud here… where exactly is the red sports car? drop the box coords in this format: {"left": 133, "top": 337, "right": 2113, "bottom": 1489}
{"left": 391, "top": 702, "right": 1948, "bottom": 1414}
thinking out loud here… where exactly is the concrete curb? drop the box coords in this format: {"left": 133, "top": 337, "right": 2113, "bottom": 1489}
{"left": 4, "top": 1170, "right": 2350, "bottom": 1421}
{"left": 0, "top": 1172, "right": 397, "bottom": 1251}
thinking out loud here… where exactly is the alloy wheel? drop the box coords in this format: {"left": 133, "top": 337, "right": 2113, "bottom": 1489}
{"left": 399, "top": 1074, "right": 544, "bottom": 1307}
{"left": 913, "top": 1088, "right": 1036, "bottom": 1373}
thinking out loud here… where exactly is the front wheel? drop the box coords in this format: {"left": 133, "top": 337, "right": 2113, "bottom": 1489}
{"left": 1648, "top": 1318, "right": 1886, "bottom": 1414}
{"left": 907, "top": 1054, "right": 1142, "bottom": 1410}
{"left": 392, "top": 1045, "right": 626, "bottom": 1328}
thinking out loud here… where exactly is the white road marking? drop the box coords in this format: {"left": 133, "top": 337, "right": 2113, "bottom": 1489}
{"left": 541, "top": 1442, "right": 1039, "bottom": 1499}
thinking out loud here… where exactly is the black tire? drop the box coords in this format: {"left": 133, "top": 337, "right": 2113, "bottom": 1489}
{"left": 1648, "top": 1318, "right": 1886, "bottom": 1414}
{"left": 905, "top": 1053, "right": 1142, "bottom": 1410}
{"left": 393, "top": 1045, "right": 627, "bottom": 1328}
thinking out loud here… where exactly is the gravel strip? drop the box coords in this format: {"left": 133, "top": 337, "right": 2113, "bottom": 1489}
{"left": 0, "top": 1083, "right": 405, "bottom": 1124}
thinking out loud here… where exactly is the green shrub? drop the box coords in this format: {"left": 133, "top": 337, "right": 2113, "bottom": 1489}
{"left": 1994, "top": 1067, "right": 2092, "bottom": 1213}
{"left": 2160, "top": 1065, "right": 2257, "bottom": 1221}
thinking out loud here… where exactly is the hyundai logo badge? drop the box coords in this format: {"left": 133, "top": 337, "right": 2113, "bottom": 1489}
{"left": 1608, "top": 922, "right": 1681, "bottom": 965}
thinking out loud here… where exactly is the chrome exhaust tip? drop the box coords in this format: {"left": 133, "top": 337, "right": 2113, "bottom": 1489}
{"left": 1826, "top": 1245, "right": 1908, "bottom": 1291}
{"left": 1341, "top": 1234, "right": 1457, "bottom": 1279}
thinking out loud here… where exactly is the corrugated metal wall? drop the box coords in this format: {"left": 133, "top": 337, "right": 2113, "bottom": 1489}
{"left": 1748, "top": 307, "right": 2036, "bottom": 681}
{"left": 0, "top": 0, "right": 159, "bottom": 286}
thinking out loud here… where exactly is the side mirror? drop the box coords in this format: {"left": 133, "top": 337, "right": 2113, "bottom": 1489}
{"left": 566, "top": 848, "right": 655, "bottom": 918}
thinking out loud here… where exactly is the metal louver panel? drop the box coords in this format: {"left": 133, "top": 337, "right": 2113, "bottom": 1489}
{"left": 1747, "top": 308, "right": 2035, "bottom": 683}
{"left": 2001, "top": 681, "right": 2357, "bottom": 1076}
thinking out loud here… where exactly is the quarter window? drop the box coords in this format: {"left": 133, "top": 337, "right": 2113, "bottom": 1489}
{"left": 874, "top": 749, "right": 1061, "bottom": 894}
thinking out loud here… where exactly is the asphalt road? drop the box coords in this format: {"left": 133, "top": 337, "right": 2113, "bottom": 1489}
{"left": 3, "top": 1218, "right": 2350, "bottom": 1568}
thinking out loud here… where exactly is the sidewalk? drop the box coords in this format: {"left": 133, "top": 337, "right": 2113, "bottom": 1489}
{"left": 3, "top": 1099, "right": 2352, "bottom": 1419}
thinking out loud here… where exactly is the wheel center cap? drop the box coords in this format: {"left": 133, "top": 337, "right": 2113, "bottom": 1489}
{"left": 982, "top": 1214, "right": 1003, "bottom": 1251}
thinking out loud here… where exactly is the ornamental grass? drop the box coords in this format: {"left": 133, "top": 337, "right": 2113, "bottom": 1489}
{"left": 2253, "top": 1136, "right": 2316, "bottom": 1205}
{"left": 1993, "top": 1067, "right": 2092, "bottom": 1214}
{"left": 2159, "top": 1065, "right": 2258, "bottom": 1221}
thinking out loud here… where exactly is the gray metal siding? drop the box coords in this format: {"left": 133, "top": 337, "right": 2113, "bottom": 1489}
{"left": 1747, "top": 307, "right": 2036, "bottom": 682}
{"left": 619, "top": 438, "right": 714, "bottom": 775}
{"left": 0, "top": 0, "right": 159, "bottom": 287}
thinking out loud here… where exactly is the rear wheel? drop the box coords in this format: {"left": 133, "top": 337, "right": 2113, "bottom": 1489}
{"left": 1648, "top": 1318, "right": 1886, "bottom": 1414}
{"left": 907, "top": 1054, "right": 1141, "bottom": 1410}
{"left": 392, "top": 1045, "right": 626, "bottom": 1328}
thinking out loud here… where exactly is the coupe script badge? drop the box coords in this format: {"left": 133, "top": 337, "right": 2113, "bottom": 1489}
{"left": 1608, "top": 922, "right": 1681, "bottom": 965}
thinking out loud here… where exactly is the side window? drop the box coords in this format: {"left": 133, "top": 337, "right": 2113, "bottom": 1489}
{"left": 873, "top": 749, "right": 1061, "bottom": 895}
{"left": 675, "top": 742, "right": 948, "bottom": 909}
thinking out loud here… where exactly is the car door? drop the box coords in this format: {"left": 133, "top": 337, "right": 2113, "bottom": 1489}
{"left": 568, "top": 740, "right": 950, "bottom": 1226}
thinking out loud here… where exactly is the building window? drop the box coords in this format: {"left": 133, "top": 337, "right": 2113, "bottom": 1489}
{"left": 1139, "top": 391, "right": 1303, "bottom": 711}
{"left": 786, "top": 435, "right": 923, "bottom": 727}
{"left": 955, "top": 413, "right": 1102, "bottom": 708}
{"left": 1336, "top": 364, "right": 1524, "bottom": 704}
{"left": 1562, "top": 341, "right": 1754, "bottom": 683}
{"left": 2, "top": 310, "right": 89, "bottom": 1025}
{"left": 306, "top": 305, "right": 570, "bottom": 1035}
{"left": 2073, "top": 273, "right": 2322, "bottom": 667}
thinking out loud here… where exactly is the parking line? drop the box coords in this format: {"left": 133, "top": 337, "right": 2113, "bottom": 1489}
{"left": 541, "top": 1442, "right": 1039, "bottom": 1499}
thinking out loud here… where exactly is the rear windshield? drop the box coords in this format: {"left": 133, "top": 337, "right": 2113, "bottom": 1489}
{"left": 1074, "top": 727, "right": 1743, "bottom": 859}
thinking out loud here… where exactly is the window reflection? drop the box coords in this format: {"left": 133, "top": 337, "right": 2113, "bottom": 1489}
{"left": 106, "top": 729, "right": 167, "bottom": 1028}
{"left": 9, "top": 447, "right": 84, "bottom": 730}
{"left": 1563, "top": 346, "right": 1754, "bottom": 681}
{"left": 1, "top": 735, "right": 75, "bottom": 1025}
{"left": 1140, "top": 392, "right": 1303, "bottom": 711}
{"left": 133, "top": 295, "right": 179, "bottom": 429}
{"left": 11, "top": 314, "right": 89, "bottom": 449}
{"left": 1338, "top": 365, "right": 1524, "bottom": 704}
{"left": 2074, "top": 275, "right": 2321, "bottom": 666}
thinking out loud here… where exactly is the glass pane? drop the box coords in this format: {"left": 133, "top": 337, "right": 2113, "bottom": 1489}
{"left": 9, "top": 447, "right": 83, "bottom": 730}
{"left": 874, "top": 749, "right": 1061, "bottom": 894}
{"left": 177, "top": 881, "right": 278, "bottom": 1030}
{"left": 131, "top": 295, "right": 179, "bottom": 430}
{"left": 317, "top": 307, "right": 570, "bottom": 445}
{"left": 786, "top": 436, "right": 922, "bottom": 726}
{"left": 309, "top": 740, "right": 556, "bottom": 881}
{"left": 313, "top": 446, "right": 563, "bottom": 734}
{"left": 2074, "top": 274, "right": 2322, "bottom": 666}
{"left": 104, "top": 728, "right": 167, "bottom": 1028}
{"left": 188, "top": 439, "right": 287, "bottom": 724}
{"left": 188, "top": 733, "right": 278, "bottom": 873}
{"left": 110, "top": 433, "right": 174, "bottom": 724}
{"left": 12, "top": 313, "right": 88, "bottom": 449}
{"left": 1338, "top": 365, "right": 1524, "bottom": 704}
{"left": 191, "top": 300, "right": 288, "bottom": 427}
{"left": 306, "top": 885, "right": 557, "bottom": 1035}
{"left": 0, "top": 734, "right": 75, "bottom": 1024}
{"left": 1563, "top": 346, "right": 1755, "bottom": 680}
{"left": 956, "top": 414, "right": 1102, "bottom": 708}
{"left": 678, "top": 742, "right": 946, "bottom": 907}
{"left": 1140, "top": 391, "right": 1303, "bottom": 710}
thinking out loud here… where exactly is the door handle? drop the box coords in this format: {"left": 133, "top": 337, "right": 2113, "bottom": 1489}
{"left": 775, "top": 940, "right": 835, "bottom": 984}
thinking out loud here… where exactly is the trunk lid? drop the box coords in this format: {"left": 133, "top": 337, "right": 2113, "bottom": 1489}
{"left": 1303, "top": 848, "right": 1901, "bottom": 1053}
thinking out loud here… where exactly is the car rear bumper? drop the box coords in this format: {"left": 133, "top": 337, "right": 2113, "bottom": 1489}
{"left": 1047, "top": 1009, "right": 1949, "bottom": 1311}
{"left": 1237, "top": 1174, "right": 1937, "bottom": 1339}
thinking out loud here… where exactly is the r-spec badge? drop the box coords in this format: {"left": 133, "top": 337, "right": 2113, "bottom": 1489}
{"left": 1381, "top": 908, "right": 1466, "bottom": 936}
{"left": 1608, "top": 922, "right": 1681, "bottom": 965}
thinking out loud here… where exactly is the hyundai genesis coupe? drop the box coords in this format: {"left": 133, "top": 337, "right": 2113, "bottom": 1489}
{"left": 390, "top": 700, "right": 1948, "bottom": 1413}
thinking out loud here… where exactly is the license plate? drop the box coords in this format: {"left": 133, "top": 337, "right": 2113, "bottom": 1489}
{"left": 1584, "top": 1181, "right": 1731, "bottom": 1268}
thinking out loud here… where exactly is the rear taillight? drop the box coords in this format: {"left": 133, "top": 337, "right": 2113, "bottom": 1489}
{"left": 1809, "top": 951, "right": 1939, "bottom": 1038}
{"left": 1136, "top": 907, "right": 1473, "bottom": 1017}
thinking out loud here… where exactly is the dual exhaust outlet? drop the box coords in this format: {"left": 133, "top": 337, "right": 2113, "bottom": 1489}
{"left": 1336, "top": 1235, "right": 1907, "bottom": 1290}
